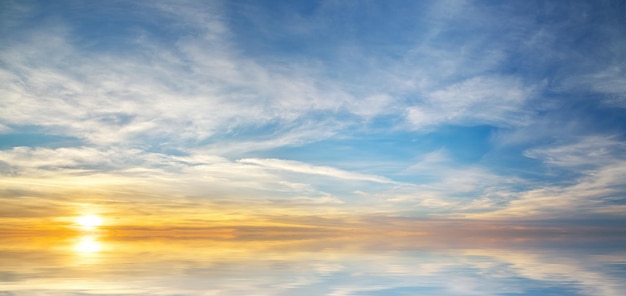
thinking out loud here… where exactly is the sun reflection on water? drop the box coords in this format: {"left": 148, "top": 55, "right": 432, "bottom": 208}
{"left": 1, "top": 233, "right": 625, "bottom": 295}
{"left": 74, "top": 235, "right": 102, "bottom": 253}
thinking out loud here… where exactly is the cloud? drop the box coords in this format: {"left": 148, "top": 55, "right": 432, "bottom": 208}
{"left": 406, "top": 76, "right": 535, "bottom": 129}
{"left": 272, "top": 195, "right": 345, "bottom": 205}
{"left": 384, "top": 149, "right": 523, "bottom": 214}
{"left": 0, "top": 2, "right": 356, "bottom": 150}
{"left": 469, "top": 136, "right": 626, "bottom": 220}
{"left": 1, "top": 0, "right": 625, "bottom": 227}
{"left": 0, "top": 0, "right": 551, "bottom": 154}
{"left": 524, "top": 135, "right": 626, "bottom": 168}
{"left": 238, "top": 158, "right": 395, "bottom": 184}
{"left": 0, "top": 146, "right": 401, "bottom": 222}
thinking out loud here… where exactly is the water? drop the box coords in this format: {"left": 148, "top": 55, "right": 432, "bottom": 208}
{"left": 1, "top": 233, "right": 625, "bottom": 295}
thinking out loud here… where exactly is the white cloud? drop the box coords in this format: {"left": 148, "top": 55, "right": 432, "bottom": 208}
{"left": 525, "top": 135, "right": 626, "bottom": 168}
{"left": 1, "top": 0, "right": 625, "bottom": 224}
{"left": 0, "top": 146, "right": 396, "bottom": 212}
{"left": 283, "top": 196, "right": 345, "bottom": 205}
{"left": 406, "top": 76, "right": 534, "bottom": 129}
{"left": 470, "top": 136, "right": 626, "bottom": 219}
{"left": 393, "top": 149, "right": 522, "bottom": 213}
{"left": 238, "top": 158, "right": 395, "bottom": 184}
{"left": 0, "top": 3, "right": 356, "bottom": 149}
{"left": 0, "top": 146, "right": 112, "bottom": 170}
{"left": 0, "top": 0, "right": 548, "bottom": 157}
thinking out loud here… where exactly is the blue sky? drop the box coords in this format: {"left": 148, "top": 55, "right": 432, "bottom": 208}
{"left": 1, "top": 0, "right": 626, "bottom": 227}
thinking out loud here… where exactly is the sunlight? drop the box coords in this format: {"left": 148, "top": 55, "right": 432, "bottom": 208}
{"left": 74, "top": 236, "right": 102, "bottom": 253}
{"left": 76, "top": 215, "right": 103, "bottom": 230}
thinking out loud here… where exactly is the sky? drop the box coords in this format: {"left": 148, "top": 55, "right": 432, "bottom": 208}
{"left": 1, "top": 0, "right": 626, "bottom": 233}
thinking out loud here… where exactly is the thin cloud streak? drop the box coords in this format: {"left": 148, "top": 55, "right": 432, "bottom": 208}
{"left": 238, "top": 158, "right": 395, "bottom": 184}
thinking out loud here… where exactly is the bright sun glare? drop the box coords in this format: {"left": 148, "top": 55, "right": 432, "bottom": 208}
{"left": 76, "top": 215, "right": 103, "bottom": 229}
{"left": 74, "top": 236, "right": 102, "bottom": 253}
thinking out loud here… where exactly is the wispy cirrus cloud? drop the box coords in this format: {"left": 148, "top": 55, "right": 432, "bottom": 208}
{"left": 524, "top": 136, "right": 626, "bottom": 169}
{"left": 469, "top": 136, "right": 626, "bottom": 220}
{"left": 1, "top": 0, "right": 626, "bottom": 226}
{"left": 0, "top": 145, "right": 399, "bottom": 221}
{"left": 238, "top": 158, "right": 394, "bottom": 184}
{"left": 406, "top": 76, "right": 535, "bottom": 129}
{"left": 0, "top": 2, "right": 353, "bottom": 149}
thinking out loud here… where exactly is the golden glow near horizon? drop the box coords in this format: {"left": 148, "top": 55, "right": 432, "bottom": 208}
{"left": 76, "top": 215, "right": 103, "bottom": 230}
{"left": 74, "top": 235, "right": 102, "bottom": 253}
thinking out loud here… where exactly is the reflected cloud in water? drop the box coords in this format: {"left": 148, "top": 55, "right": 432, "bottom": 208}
{"left": 0, "top": 234, "right": 625, "bottom": 295}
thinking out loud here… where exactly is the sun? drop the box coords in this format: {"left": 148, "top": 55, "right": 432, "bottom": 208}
{"left": 76, "top": 215, "right": 103, "bottom": 229}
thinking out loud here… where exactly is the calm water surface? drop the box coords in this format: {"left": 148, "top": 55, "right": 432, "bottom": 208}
{"left": 1, "top": 234, "right": 625, "bottom": 295}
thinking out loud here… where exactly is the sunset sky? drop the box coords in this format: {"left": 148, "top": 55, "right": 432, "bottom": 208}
{"left": 1, "top": 0, "right": 626, "bottom": 234}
